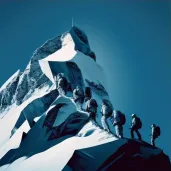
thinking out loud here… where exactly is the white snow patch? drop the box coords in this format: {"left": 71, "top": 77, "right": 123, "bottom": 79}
{"left": 4, "top": 121, "right": 121, "bottom": 171}
{"left": 0, "top": 120, "right": 30, "bottom": 160}
{"left": 71, "top": 52, "right": 107, "bottom": 89}
{"left": 0, "top": 87, "right": 57, "bottom": 150}
{"left": 39, "top": 33, "right": 77, "bottom": 83}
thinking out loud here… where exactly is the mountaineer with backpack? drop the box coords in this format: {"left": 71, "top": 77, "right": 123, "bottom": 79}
{"left": 130, "top": 114, "right": 142, "bottom": 141}
{"left": 113, "top": 110, "right": 126, "bottom": 138}
{"left": 73, "top": 86, "right": 85, "bottom": 110}
{"left": 55, "top": 73, "right": 68, "bottom": 96}
{"left": 151, "top": 124, "right": 161, "bottom": 147}
{"left": 85, "top": 87, "right": 92, "bottom": 102}
{"left": 101, "top": 99, "right": 113, "bottom": 133}
{"left": 85, "top": 98, "right": 98, "bottom": 123}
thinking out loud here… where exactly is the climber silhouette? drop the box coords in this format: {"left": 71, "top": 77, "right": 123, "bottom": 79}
{"left": 112, "top": 110, "right": 126, "bottom": 138}
{"left": 54, "top": 73, "right": 68, "bottom": 96}
{"left": 73, "top": 86, "right": 85, "bottom": 110}
{"left": 130, "top": 114, "right": 142, "bottom": 141}
{"left": 100, "top": 99, "right": 113, "bottom": 133}
{"left": 151, "top": 124, "right": 161, "bottom": 147}
{"left": 85, "top": 98, "right": 98, "bottom": 123}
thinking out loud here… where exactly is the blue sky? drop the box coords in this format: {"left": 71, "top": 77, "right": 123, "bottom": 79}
{"left": 0, "top": 0, "right": 171, "bottom": 158}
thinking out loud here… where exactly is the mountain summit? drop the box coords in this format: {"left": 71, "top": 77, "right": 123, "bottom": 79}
{"left": 0, "top": 27, "right": 170, "bottom": 171}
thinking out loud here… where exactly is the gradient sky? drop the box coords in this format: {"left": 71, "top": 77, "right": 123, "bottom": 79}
{"left": 0, "top": 0, "right": 171, "bottom": 158}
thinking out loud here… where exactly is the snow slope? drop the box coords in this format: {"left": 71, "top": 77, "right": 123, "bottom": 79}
{"left": 0, "top": 94, "right": 169, "bottom": 171}
{"left": 0, "top": 94, "right": 117, "bottom": 171}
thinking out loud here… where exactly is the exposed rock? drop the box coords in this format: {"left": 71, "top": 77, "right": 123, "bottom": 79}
{"left": 0, "top": 70, "right": 21, "bottom": 113}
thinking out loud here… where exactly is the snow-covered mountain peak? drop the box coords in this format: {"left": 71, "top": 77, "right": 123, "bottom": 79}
{"left": 0, "top": 27, "right": 170, "bottom": 171}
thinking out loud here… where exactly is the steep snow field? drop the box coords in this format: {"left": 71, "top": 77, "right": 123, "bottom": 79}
{"left": 0, "top": 95, "right": 119, "bottom": 171}
{"left": 0, "top": 86, "right": 56, "bottom": 159}
{"left": 3, "top": 123, "right": 119, "bottom": 171}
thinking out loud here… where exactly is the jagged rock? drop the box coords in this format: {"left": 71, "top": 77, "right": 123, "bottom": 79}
{"left": 70, "top": 26, "right": 91, "bottom": 55}
{"left": 85, "top": 79, "right": 108, "bottom": 97}
{"left": 21, "top": 132, "right": 27, "bottom": 142}
{"left": 48, "top": 111, "right": 89, "bottom": 141}
{"left": 88, "top": 51, "right": 96, "bottom": 61}
{"left": 0, "top": 70, "right": 21, "bottom": 113}
{"left": 14, "top": 34, "right": 63, "bottom": 105}
{"left": 70, "top": 26, "right": 96, "bottom": 61}
{"left": 66, "top": 139, "right": 171, "bottom": 171}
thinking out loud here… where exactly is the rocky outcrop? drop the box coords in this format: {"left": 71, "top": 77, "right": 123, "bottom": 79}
{"left": 66, "top": 139, "right": 171, "bottom": 171}
{"left": 14, "top": 34, "right": 64, "bottom": 105}
{"left": 70, "top": 26, "right": 96, "bottom": 61}
{"left": 0, "top": 70, "right": 21, "bottom": 113}
{"left": 85, "top": 79, "right": 108, "bottom": 97}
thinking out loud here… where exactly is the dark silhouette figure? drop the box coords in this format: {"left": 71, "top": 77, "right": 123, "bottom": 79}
{"left": 54, "top": 73, "right": 68, "bottom": 96}
{"left": 85, "top": 87, "right": 92, "bottom": 102}
{"left": 151, "top": 124, "right": 161, "bottom": 147}
{"left": 101, "top": 99, "right": 113, "bottom": 133}
{"left": 86, "top": 98, "right": 98, "bottom": 123}
{"left": 73, "top": 86, "right": 85, "bottom": 110}
{"left": 113, "top": 110, "right": 126, "bottom": 138}
{"left": 130, "top": 114, "right": 142, "bottom": 141}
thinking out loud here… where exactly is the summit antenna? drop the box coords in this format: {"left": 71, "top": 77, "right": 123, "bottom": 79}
{"left": 72, "top": 18, "right": 74, "bottom": 27}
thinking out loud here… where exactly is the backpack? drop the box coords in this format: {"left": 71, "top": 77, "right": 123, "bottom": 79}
{"left": 155, "top": 126, "right": 161, "bottom": 136}
{"left": 75, "top": 88, "right": 84, "bottom": 97}
{"left": 67, "top": 82, "right": 72, "bottom": 92}
{"left": 102, "top": 104, "right": 113, "bottom": 117}
{"left": 89, "top": 99, "right": 98, "bottom": 108}
{"left": 119, "top": 112, "right": 126, "bottom": 125}
{"left": 62, "top": 77, "right": 68, "bottom": 87}
{"left": 114, "top": 111, "right": 126, "bottom": 125}
{"left": 85, "top": 87, "right": 92, "bottom": 98}
{"left": 102, "top": 99, "right": 113, "bottom": 116}
{"left": 87, "top": 99, "right": 98, "bottom": 114}
{"left": 136, "top": 117, "right": 142, "bottom": 129}
{"left": 58, "top": 77, "right": 68, "bottom": 88}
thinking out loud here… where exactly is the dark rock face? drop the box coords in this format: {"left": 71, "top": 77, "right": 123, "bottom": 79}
{"left": 66, "top": 62, "right": 84, "bottom": 90}
{"left": 89, "top": 51, "right": 96, "bottom": 61}
{"left": 70, "top": 26, "right": 96, "bottom": 61}
{"left": 72, "top": 26, "right": 89, "bottom": 45}
{"left": 48, "top": 111, "right": 89, "bottom": 141}
{"left": 85, "top": 79, "right": 108, "bottom": 97}
{"left": 98, "top": 140, "right": 171, "bottom": 171}
{"left": 0, "top": 71, "right": 21, "bottom": 113}
{"left": 43, "top": 103, "right": 66, "bottom": 130}
{"left": 66, "top": 139, "right": 171, "bottom": 171}
{"left": 15, "top": 35, "right": 63, "bottom": 105}
{"left": 70, "top": 26, "right": 90, "bottom": 55}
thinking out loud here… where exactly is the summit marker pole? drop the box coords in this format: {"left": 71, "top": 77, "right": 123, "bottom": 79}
{"left": 72, "top": 18, "right": 74, "bottom": 27}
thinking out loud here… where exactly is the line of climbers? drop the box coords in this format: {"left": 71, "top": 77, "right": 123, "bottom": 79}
{"left": 54, "top": 73, "right": 161, "bottom": 147}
